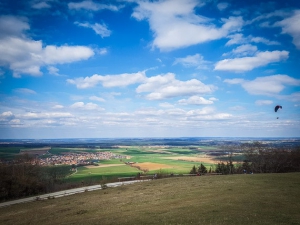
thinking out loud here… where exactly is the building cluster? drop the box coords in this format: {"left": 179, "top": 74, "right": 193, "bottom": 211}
{"left": 39, "top": 152, "right": 127, "bottom": 166}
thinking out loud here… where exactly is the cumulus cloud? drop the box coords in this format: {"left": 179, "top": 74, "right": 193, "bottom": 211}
{"left": 178, "top": 96, "right": 215, "bottom": 105}
{"left": 0, "top": 16, "right": 94, "bottom": 77}
{"left": 70, "top": 102, "right": 103, "bottom": 110}
{"left": 215, "top": 50, "right": 289, "bottom": 72}
{"left": 224, "top": 74, "right": 300, "bottom": 96}
{"left": 68, "top": 71, "right": 216, "bottom": 100}
{"left": 275, "top": 10, "right": 300, "bottom": 49}
{"left": 67, "top": 71, "right": 147, "bottom": 89}
{"left": 131, "top": 0, "right": 243, "bottom": 51}
{"left": 173, "top": 54, "right": 210, "bottom": 69}
{"left": 136, "top": 73, "right": 215, "bottom": 100}
{"left": 75, "top": 22, "right": 111, "bottom": 38}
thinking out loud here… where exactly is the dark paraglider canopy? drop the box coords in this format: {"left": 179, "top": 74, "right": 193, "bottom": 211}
{"left": 274, "top": 105, "right": 282, "bottom": 112}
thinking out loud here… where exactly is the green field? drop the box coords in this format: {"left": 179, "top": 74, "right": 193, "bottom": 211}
{"left": 1, "top": 173, "right": 299, "bottom": 225}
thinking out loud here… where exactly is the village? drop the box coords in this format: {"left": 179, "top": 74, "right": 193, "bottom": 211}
{"left": 38, "top": 151, "right": 128, "bottom": 166}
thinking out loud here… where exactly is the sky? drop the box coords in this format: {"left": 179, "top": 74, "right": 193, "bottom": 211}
{"left": 0, "top": 0, "right": 300, "bottom": 139}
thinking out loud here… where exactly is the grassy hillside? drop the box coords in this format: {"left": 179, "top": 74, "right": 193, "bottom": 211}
{"left": 1, "top": 173, "right": 300, "bottom": 225}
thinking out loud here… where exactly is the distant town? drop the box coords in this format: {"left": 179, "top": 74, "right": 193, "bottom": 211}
{"left": 38, "top": 152, "right": 128, "bottom": 166}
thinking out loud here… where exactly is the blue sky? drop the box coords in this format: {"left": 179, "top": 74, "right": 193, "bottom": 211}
{"left": 0, "top": 0, "right": 300, "bottom": 139}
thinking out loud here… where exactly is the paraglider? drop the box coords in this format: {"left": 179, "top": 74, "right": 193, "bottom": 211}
{"left": 274, "top": 105, "right": 282, "bottom": 119}
{"left": 274, "top": 105, "right": 282, "bottom": 112}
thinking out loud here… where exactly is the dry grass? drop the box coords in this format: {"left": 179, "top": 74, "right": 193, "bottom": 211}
{"left": 1, "top": 173, "right": 300, "bottom": 225}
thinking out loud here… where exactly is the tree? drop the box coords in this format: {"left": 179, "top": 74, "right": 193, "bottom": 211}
{"left": 198, "top": 163, "right": 207, "bottom": 174}
{"left": 190, "top": 165, "right": 197, "bottom": 174}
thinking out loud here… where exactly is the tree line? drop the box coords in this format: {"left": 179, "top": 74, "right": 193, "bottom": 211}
{"left": 190, "top": 142, "right": 300, "bottom": 175}
{"left": 0, "top": 154, "right": 72, "bottom": 202}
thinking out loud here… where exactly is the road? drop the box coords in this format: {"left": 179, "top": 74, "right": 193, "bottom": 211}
{"left": 0, "top": 180, "right": 150, "bottom": 208}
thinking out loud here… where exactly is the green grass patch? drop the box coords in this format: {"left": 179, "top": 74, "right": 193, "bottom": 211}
{"left": 67, "top": 165, "right": 140, "bottom": 182}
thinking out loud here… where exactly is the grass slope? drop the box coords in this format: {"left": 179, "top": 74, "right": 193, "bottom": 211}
{"left": 1, "top": 173, "right": 300, "bottom": 225}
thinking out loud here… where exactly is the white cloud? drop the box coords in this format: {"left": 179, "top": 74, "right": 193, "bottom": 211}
{"left": 225, "top": 33, "right": 244, "bottom": 46}
{"left": 0, "top": 16, "right": 94, "bottom": 77}
{"left": 136, "top": 73, "right": 215, "bottom": 100}
{"left": 186, "top": 107, "right": 232, "bottom": 120}
{"left": 32, "top": 1, "right": 51, "bottom": 9}
{"left": 68, "top": 1, "right": 120, "bottom": 11}
{"left": 47, "top": 66, "right": 59, "bottom": 76}
{"left": 52, "top": 105, "right": 64, "bottom": 109}
{"left": 217, "top": 2, "right": 229, "bottom": 11}
{"left": 215, "top": 50, "right": 289, "bottom": 72}
{"left": 89, "top": 96, "right": 106, "bottom": 102}
{"left": 0, "top": 111, "right": 15, "bottom": 120}
{"left": 159, "top": 102, "right": 174, "bottom": 108}
{"left": 173, "top": 53, "right": 210, "bottom": 69}
{"left": 178, "top": 96, "right": 214, "bottom": 105}
{"left": 68, "top": 71, "right": 216, "bottom": 101}
{"left": 275, "top": 10, "right": 300, "bottom": 49}
{"left": 0, "top": 15, "right": 29, "bottom": 39}
{"left": 131, "top": 0, "right": 243, "bottom": 51}
{"left": 224, "top": 74, "right": 300, "bottom": 96}
{"left": 23, "top": 112, "right": 73, "bottom": 119}
{"left": 42, "top": 45, "right": 94, "bottom": 64}
{"left": 226, "top": 33, "right": 280, "bottom": 46}
{"left": 250, "top": 36, "right": 280, "bottom": 45}
{"left": 70, "top": 102, "right": 103, "bottom": 110}
{"left": 223, "top": 44, "right": 257, "bottom": 57}
{"left": 278, "top": 92, "right": 300, "bottom": 102}
{"left": 14, "top": 88, "right": 36, "bottom": 94}
{"left": 229, "top": 106, "right": 245, "bottom": 111}
{"left": 96, "top": 48, "right": 108, "bottom": 55}
{"left": 75, "top": 22, "right": 111, "bottom": 38}
{"left": 67, "top": 71, "right": 146, "bottom": 89}
{"left": 255, "top": 100, "right": 273, "bottom": 105}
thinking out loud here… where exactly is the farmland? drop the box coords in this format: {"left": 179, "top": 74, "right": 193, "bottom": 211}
{"left": 65, "top": 145, "right": 226, "bottom": 182}
{"left": 0, "top": 142, "right": 235, "bottom": 183}
{"left": 1, "top": 137, "right": 299, "bottom": 184}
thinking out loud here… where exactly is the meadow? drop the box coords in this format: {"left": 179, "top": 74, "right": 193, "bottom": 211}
{"left": 1, "top": 173, "right": 299, "bottom": 225}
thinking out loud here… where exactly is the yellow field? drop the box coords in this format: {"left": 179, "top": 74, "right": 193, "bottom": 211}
{"left": 132, "top": 162, "right": 174, "bottom": 171}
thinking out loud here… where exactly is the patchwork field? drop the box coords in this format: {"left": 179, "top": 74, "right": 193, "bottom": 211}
{"left": 64, "top": 145, "right": 232, "bottom": 182}
{"left": 0, "top": 145, "right": 238, "bottom": 182}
